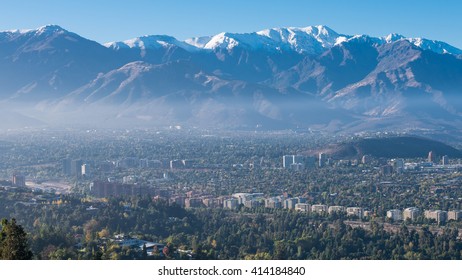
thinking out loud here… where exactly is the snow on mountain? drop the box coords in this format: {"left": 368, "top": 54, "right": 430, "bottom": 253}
{"left": 189, "top": 26, "right": 462, "bottom": 56}
{"left": 257, "top": 25, "right": 350, "bottom": 54}
{"left": 2, "top": 24, "right": 462, "bottom": 130}
{"left": 383, "top": 33, "right": 405, "bottom": 43}
{"left": 380, "top": 33, "right": 462, "bottom": 55}
{"left": 184, "top": 36, "right": 212, "bottom": 48}
{"left": 0, "top": 24, "right": 69, "bottom": 41}
{"left": 3, "top": 24, "right": 462, "bottom": 57}
{"left": 104, "top": 35, "right": 199, "bottom": 52}
{"left": 102, "top": 25, "right": 462, "bottom": 56}
{"left": 182, "top": 25, "right": 349, "bottom": 54}
{"left": 405, "top": 38, "right": 462, "bottom": 55}
{"left": 34, "top": 24, "right": 68, "bottom": 36}
{"left": 257, "top": 25, "right": 344, "bottom": 48}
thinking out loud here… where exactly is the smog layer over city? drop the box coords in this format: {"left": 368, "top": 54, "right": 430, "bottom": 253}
{"left": 2, "top": 0, "right": 462, "bottom": 262}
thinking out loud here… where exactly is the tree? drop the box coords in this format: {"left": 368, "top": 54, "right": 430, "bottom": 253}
{"left": 142, "top": 244, "right": 147, "bottom": 260}
{"left": 0, "top": 218, "right": 33, "bottom": 260}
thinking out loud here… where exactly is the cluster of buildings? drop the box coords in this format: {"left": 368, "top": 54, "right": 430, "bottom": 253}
{"left": 62, "top": 158, "right": 89, "bottom": 177}
{"left": 111, "top": 234, "right": 167, "bottom": 257}
{"left": 90, "top": 181, "right": 157, "bottom": 198}
{"left": 295, "top": 204, "right": 367, "bottom": 218}
{"left": 282, "top": 154, "right": 325, "bottom": 170}
{"left": 386, "top": 207, "right": 462, "bottom": 224}
{"left": 167, "top": 191, "right": 369, "bottom": 218}
{"left": 283, "top": 151, "right": 455, "bottom": 175}
{"left": 62, "top": 156, "right": 203, "bottom": 179}
{"left": 166, "top": 190, "right": 462, "bottom": 225}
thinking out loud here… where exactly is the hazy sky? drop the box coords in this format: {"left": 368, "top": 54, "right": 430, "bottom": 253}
{"left": 1, "top": 0, "right": 461, "bottom": 47}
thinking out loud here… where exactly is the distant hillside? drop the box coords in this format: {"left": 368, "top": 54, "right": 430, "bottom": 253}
{"left": 320, "top": 136, "right": 462, "bottom": 159}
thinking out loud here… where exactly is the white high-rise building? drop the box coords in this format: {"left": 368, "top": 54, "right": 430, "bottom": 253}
{"left": 442, "top": 155, "right": 449, "bottom": 165}
{"left": 283, "top": 155, "right": 306, "bottom": 170}
{"left": 81, "top": 164, "right": 90, "bottom": 176}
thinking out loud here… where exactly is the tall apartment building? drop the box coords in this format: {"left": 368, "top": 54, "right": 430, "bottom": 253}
{"left": 428, "top": 151, "right": 435, "bottom": 163}
{"left": 442, "top": 155, "right": 449, "bottom": 165}
{"left": 283, "top": 155, "right": 306, "bottom": 170}
{"left": 318, "top": 153, "right": 327, "bottom": 167}
{"left": 12, "top": 173, "right": 26, "bottom": 187}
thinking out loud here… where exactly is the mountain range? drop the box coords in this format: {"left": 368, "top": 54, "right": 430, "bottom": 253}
{"left": 1, "top": 24, "right": 462, "bottom": 131}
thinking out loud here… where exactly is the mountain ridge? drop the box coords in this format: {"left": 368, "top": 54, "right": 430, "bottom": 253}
{"left": 105, "top": 24, "right": 462, "bottom": 56}
{"left": 1, "top": 24, "right": 462, "bottom": 132}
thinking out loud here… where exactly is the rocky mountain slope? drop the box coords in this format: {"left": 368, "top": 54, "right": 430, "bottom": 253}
{"left": 1, "top": 25, "right": 462, "bottom": 130}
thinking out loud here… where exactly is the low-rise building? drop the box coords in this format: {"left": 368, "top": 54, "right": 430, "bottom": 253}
{"left": 223, "top": 198, "right": 239, "bottom": 210}
{"left": 403, "top": 207, "right": 420, "bottom": 221}
{"left": 184, "top": 198, "right": 204, "bottom": 208}
{"left": 265, "top": 197, "right": 283, "bottom": 209}
{"left": 202, "top": 197, "right": 222, "bottom": 208}
{"left": 244, "top": 200, "right": 261, "bottom": 209}
{"left": 328, "top": 206, "right": 346, "bottom": 214}
{"left": 311, "top": 204, "right": 328, "bottom": 214}
{"left": 169, "top": 196, "right": 186, "bottom": 207}
{"left": 424, "top": 210, "right": 447, "bottom": 224}
{"left": 448, "top": 210, "right": 462, "bottom": 221}
{"left": 295, "top": 203, "right": 311, "bottom": 212}
{"left": 386, "top": 209, "right": 403, "bottom": 221}
{"left": 232, "top": 193, "right": 251, "bottom": 204}
{"left": 283, "top": 198, "right": 299, "bottom": 210}
{"left": 346, "top": 207, "right": 363, "bottom": 218}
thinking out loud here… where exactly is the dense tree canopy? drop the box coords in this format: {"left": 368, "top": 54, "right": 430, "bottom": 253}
{"left": 0, "top": 218, "right": 33, "bottom": 260}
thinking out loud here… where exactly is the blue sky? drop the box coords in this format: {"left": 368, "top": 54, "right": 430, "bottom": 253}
{"left": 1, "top": 0, "right": 461, "bottom": 47}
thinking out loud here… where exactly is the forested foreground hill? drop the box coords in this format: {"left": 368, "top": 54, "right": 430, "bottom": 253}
{"left": 1, "top": 193, "right": 462, "bottom": 260}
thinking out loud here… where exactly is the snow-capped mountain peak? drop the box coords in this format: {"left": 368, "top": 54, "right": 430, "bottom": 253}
{"left": 36, "top": 24, "right": 67, "bottom": 35}
{"left": 184, "top": 36, "right": 212, "bottom": 48}
{"left": 255, "top": 25, "right": 349, "bottom": 54}
{"left": 405, "top": 38, "right": 462, "bottom": 55}
{"left": 182, "top": 25, "right": 349, "bottom": 54}
{"left": 105, "top": 35, "right": 199, "bottom": 52}
{"left": 0, "top": 24, "right": 68, "bottom": 40}
{"left": 101, "top": 25, "right": 462, "bottom": 56}
{"left": 384, "top": 33, "right": 405, "bottom": 43}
